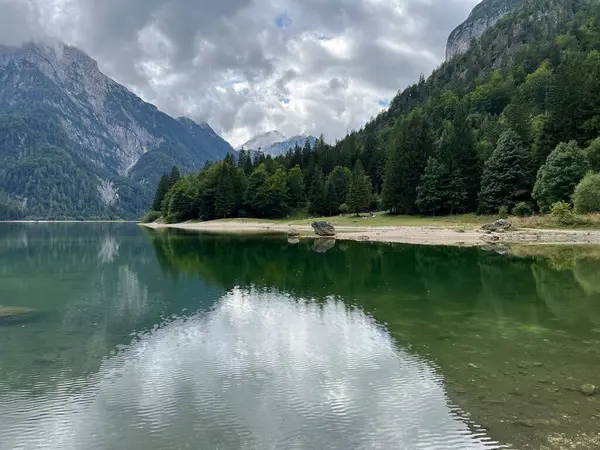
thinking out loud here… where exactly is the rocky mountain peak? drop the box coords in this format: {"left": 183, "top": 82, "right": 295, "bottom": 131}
{"left": 446, "top": 0, "right": 523, "bottom": 61}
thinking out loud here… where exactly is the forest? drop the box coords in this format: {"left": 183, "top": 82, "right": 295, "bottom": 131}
{"left": 147, "top": 0, "right": 600, "bottom": 224}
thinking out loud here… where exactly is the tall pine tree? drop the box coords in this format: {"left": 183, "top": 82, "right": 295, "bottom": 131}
{"left": 478, "top": 130, "right": 534, "bottom": 213}
{"left": 347, "top": 161, "right": 372, "bottom": 216}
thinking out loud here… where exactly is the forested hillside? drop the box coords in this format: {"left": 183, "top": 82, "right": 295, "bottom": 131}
{"left": 148, "top": 0, "right": 600, "bottom": 223}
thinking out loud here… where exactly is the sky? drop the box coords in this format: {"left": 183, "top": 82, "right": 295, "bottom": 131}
{"left": 0, "top": 0, "right": 480, "bottom": 147}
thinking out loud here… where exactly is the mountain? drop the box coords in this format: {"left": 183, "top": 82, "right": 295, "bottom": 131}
{"left": 237, "top": 131, "right": 287, "bottom": 152}
{"left": 0, "top": 40, "right": 233, "bottom": 220}
{"left": 262, "top": 135, "right": 318, "bottom": 157}
{"left": 446, "top": 0, "right": 523, "bottom": 60}
{"left": 238, "top": 132, "right": 318, "bottom": 157}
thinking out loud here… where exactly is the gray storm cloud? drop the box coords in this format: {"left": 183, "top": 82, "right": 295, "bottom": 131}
{"left": 0, "top": 0, "right": 479, "bottom": 146}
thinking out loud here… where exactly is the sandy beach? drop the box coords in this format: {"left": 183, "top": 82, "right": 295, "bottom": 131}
{"left": 141, "top": 220, "right": 600, "bottom": 246}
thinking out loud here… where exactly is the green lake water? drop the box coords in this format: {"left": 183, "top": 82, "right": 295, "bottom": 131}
{"left": 0, "top": 223, "right": 599, "bottom": 449}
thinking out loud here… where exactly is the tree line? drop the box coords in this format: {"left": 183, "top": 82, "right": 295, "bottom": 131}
{"left": 147, "top": 0, "right": 600, "bottom": 223}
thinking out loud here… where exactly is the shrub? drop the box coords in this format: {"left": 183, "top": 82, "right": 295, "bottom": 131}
{"left": 533, "top": 141, "right": 589, "bottom": 212}
{"left": 141, "top": 210, "right": 162, "bottom": 223}
{"left": 550, "top": 201, "right": 578, "bottom": 225}
{"left": 339, "top": 203, "right": 350, "bottom": 214}
{"left": 572, "top": 172, "right": 600, "bottom": 214}
{"left": 498, "top": 206, "right": 509, "bottom": 219}
{"left": 512, "top": 202, "right": 534, "bottom": 217}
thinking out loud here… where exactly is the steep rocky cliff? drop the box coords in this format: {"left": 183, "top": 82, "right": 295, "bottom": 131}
{"left": 446, "top": 0, "right": 523, "bottom": 60}
{"left": 0, "top": 41, "right": 233, "bottom": 219}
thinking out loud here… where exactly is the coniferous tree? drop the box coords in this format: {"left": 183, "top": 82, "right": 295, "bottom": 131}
{"left": 416, "top": 157, "right": 447, "bottom": 215}
{"left": 152, "top": 174, "right": 170, "bottom": 211}
{"left": 287, "top": 165, "right": 306, "bottom": 208}
{"left": 308, "top": 166, "right": 326, "bottom": 216}
{"left": 382, "top": 110, "right": 431, "bottom": 214}
{"left": 169, "top": 166, "right": 181, "bottom": 187}
{"left": 324, "top": 166, "right": 351, "bottom": 215}
{"left": 478, "top": 130, "right": 534, "bottom": 213}
{"left": 215, "top": 165, "right": 236, "bottom": 218}
{"left": 347, "top": 161, "right": 372, "bottom": 216}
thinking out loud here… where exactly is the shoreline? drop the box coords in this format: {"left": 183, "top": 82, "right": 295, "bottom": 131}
{"left": 141, "top": 220, "right": 600, "bottom": 246}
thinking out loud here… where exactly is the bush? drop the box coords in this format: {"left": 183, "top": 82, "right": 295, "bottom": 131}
{"left": 550, "top": 201, "right": 578, "bottom": 225}
{"left": 339, "top": 203, "right": 350, "bottom": 214}
{"left": 498, "top": 206, "right": 509, "bottom": 219}
{"left": 512, "top": 202, "right": 534, "bottom": 217}
{"left": 141, "top": 210, "right": 162, "bottom": 223}
{"left": 572, "top": 172, "right": 600, "bottom": 214}
{"left": 533, "top": 141, "right": 589, "bottom": 212}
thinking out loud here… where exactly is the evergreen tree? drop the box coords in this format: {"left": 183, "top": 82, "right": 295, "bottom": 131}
{"left": 478, "top": 130, "right": 534, "bottom": 213}
{"left": 308, "top": 166, "right": 326, "bottom": 216}
{"left": 169, "top": 166, "right": 181, "bottom": 187}
{"left": 246, "top": 165, "right": 269, "bottom": 216}
{"left": 324, "top": 166, "right": 352, "bottom": 215}
{"left": 215, "top": 165, "right": 236, "bottom": 218}
{"left": 263, "top": 168, "right": 289, "bottom": 218}
{"left": 361, "top": 132, "right": 386, "bottom": 193}
{"left": 166, "top": 177, "right": 198, "bottom": 223}
{"left": 347, "top": 161, "right": 372, "bottom": 216}
{"left": 416, "top": 157, "right": 447, "bottom": 215}
{"left": 287, "top": 165, "right": 306, "bottom": 208}
{"left": 533, "top": 141, "right": 590, "bottom": 211}
{"left": 382, "top": 110, "right": 432, "bottom": 214}
{"left": 152, "top": 174, "right": 170, "bottom": 212}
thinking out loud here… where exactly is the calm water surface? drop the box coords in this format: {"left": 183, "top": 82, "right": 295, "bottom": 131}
{"left": 0, "top": 224, "right": 599, "bottom": 450}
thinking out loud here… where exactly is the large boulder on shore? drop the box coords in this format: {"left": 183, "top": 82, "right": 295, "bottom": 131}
{"left": 311, "top": 221, "right": 336, "bottom": 237}
{"left": 481, "top": 219, "right": 512, "bottom": 232}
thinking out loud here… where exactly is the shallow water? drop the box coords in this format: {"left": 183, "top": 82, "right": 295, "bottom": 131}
{"left": 0, "top": 224, "right": 599, "bottom": 449}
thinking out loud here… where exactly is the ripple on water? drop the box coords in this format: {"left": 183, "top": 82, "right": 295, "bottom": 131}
{"left": 0, "top": 289, "right": 506, "bottom": 450}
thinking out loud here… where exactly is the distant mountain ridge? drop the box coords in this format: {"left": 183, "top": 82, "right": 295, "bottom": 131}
{"left": 0, "top": 40, "right": 233, "bottom": 219}
{"left": 238, "top": 131, "right": 317, "bottom": 157}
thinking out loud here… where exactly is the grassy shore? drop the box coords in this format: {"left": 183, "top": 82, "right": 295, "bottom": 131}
{"left": 182, "top": 211, "right": 600, "bottom": 230}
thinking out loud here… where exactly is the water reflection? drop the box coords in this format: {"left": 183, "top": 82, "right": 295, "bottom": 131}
{"left": 1, "top": 225, "right": 600, "bottom": 450}
{"left": 0, "top": 289, "right": 500, "bottom": 450}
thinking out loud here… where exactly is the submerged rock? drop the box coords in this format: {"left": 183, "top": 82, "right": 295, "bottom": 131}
{"left": 312, "top": 238, "right": 336, "bottom": 253}
{"left": 311, "top": 221, "right": 336, "bottom": 237}
{"left": 580, "top": 383, "right": 598, "bottom": 396}
{"left": 481, "top": 219, "right": 512, "bottom": 232}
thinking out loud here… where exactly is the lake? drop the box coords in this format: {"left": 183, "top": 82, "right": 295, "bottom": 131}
{"left": 0, "top": 223, "right": 599, "bottom": 449}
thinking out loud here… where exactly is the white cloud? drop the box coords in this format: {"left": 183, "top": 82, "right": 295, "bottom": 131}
{"left": 0, "top": 0, "right": 480, "bottom": 146}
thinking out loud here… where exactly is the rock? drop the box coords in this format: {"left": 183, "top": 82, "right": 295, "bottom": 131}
{"left": 481, "top": 219, "right": 512, "bottom": 232}
{"left": 0, "top": 306, "right": 36, "bottom": 324}
{"left": 287, "top": 237, "right": 300, "bottom": 245}
{"left": 287, "top": 229, "right": 300, "bottom": 237}
{"left": 511, "top": 388, "right": 524, "bottom": 396}
{"left": 311, "top": 221, "right": 336, "bottom": 237}
{"left": 512, "top": 419, "right": 534, "bottom": 428}
{"left": 580, "top": 383, "right": 598, "bottom": 396}
{"left": 312, "top": 238, "right": 336, "bottom": 253}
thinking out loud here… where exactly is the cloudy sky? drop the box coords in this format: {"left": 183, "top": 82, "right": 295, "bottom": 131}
{"left": 0, "top": 0, "right": 479, "bottom": 146}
